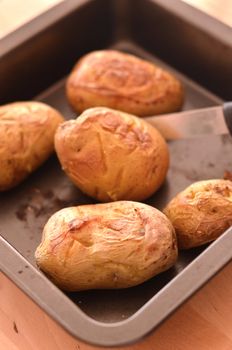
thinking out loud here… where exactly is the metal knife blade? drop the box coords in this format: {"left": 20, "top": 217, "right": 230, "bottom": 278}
{"left": 144, "top": 105, "right": 230, "bottom": 140}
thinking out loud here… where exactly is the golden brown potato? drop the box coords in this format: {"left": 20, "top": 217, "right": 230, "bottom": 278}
{"left": 55, "top": 107, "right": 169, "bottom": 202}
{"left": 66, "top": 50, "right": 184, "bottom": 117}
{"left": 35, "top": 201, "right": 177, "bottom": 291}
{"left": 163, "top": 179, "right": 232, "bottom": 249}
{"left": 0, "top": 101, "right": 64, "bottom": 191}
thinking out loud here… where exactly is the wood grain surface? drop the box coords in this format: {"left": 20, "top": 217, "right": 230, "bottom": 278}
{"left": 0, "top": 0, "right": 63, "bottom": 39}
{"left": 1, "top": 262, "right": 232, "bottom": 350}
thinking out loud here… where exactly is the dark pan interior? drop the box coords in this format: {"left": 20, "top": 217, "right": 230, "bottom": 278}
{"left": 0, "top": 0, "right": 232, "bottom": 324}
{"left": 1, "top": 0, "right": 231, "bottom": 103}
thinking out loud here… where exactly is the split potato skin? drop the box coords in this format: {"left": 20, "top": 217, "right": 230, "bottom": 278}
{"left": 0, "top": 101, "right": 64, "bottom": 191}
{"left": 66, "top": 50, "right": 184, "bottom": 117}
{"left": 35, "top": 201, "right": 177, "bottom": 291}
{"left": 55, "top": 107, "right": 169, "bottom": 202}
{"left": 163, "top": 179, "right": 232, "bottom": 249}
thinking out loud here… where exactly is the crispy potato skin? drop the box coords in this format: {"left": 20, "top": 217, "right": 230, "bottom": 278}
{"left": 163, "top": 179, "right": 232, "bottom": 249}
{"left": 0, "top": 101, "right": 64, "bottom": 191}
{"left": 55, "top": 107, "right": 169, "bottom": 202}
{"left": 66, "top": 50, "right": 184, "bottom": 117}
{"left": 35, "top": 201, "right": 177, "bottom": 291}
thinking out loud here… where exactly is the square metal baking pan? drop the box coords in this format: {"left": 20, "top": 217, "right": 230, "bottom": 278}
{"left": 0, "top": 0, "right": 232, "bottom": 347}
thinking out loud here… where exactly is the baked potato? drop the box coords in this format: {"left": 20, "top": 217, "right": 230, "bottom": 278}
{"left": 35, "top": 201, "right": 177, "bottom": 291}
{"left": 0, "top": 101, "right": 64, "bottom": 191}
{"left": 163, "top": 179, "right": 232, "bottom": 249}
{"left": 55, "top": 107, "right": 169, "bottom": 202}
{"left": 66, "top": 50, "right": 184, "bottom": 117}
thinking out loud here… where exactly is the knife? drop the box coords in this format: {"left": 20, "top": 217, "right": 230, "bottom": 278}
{"left": 144, "top": 102, "right": 232, "bottom": 140}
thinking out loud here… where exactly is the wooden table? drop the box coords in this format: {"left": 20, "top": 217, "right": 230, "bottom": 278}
{"left": 0, "top": 1, "right": 232, "bottom": 349}
{"left": 1, "top": 263, "right": 232, "bottom": 350}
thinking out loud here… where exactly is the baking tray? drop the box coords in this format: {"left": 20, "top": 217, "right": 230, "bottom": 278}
{"left": 0, "top": 0, "right": 232, "bottom": 347}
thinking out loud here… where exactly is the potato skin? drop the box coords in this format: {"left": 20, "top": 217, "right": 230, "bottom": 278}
{"left": 66, "top": 50, "right": 184, "bottom": 117}
{"left": 163, "top": 179, "right": 232, "bottom": 249}
{"left": 35, "top": 201, "right": 177, "bottom": 291}
{"left": 0, "top": 101, "right": 64, "bottom": 191}
{"left": 55, "top": 107, "right": 169, "bottom": 202}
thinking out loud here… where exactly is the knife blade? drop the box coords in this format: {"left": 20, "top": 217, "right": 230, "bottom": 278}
{"left": 144, "top": 102, "right": 232, "bottom": 140}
